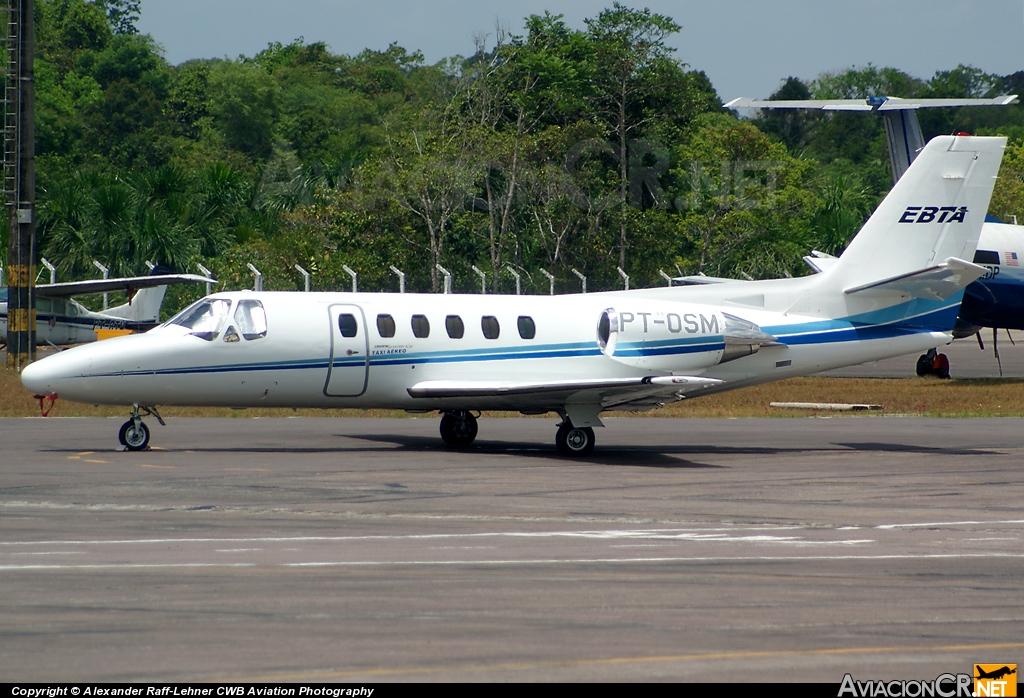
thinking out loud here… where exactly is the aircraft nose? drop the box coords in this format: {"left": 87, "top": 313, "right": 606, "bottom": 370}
{"left": 20, "top": 352, "right": 81, "bottom": 395}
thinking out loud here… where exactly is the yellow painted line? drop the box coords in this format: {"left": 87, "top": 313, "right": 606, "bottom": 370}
{"left": 136, "top": 464, "right": 176, "bottom": 469}
{"left": 68, "top": 451, "right": 94, "bottom": 459}
{"left": 218, "top": 641, "right": 1024, "bottom": 683}
{"left": 83, "top": 459, "right": 108, "bottom": 464}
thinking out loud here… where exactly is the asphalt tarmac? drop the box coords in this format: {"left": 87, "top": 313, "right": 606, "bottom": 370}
{"left": 2, "top": 416, "right": 1022, "bottom": 683}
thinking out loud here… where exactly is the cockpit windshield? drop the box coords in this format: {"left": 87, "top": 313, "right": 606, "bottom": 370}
{"left": 165, "top": 299, "right": 231, "bottom": 341}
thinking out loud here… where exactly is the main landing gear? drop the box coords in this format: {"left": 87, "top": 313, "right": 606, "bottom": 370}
{"left": 439, "top": 410, "right": 478, "bottom": 447}
{"left": 118, "top": 404, "right": 164, "bottom": 451}
{"left": 437, "top": 410, "right": 597, "bottom": 456}
{"left": 555, "top": 420, "right": 595, "bottom": 457}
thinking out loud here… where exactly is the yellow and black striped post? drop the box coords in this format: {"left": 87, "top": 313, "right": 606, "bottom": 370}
{"left": 4, "top": 0, "right": 35, "bottom": 370}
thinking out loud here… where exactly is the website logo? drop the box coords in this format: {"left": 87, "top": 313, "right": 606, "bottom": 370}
{"left": 974, "top": 664, "right": 1017, "bottom": 697}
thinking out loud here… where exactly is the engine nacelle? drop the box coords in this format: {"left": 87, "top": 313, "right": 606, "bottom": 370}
{"left": 596, "top": 302, "right": 775, "bottom": 372}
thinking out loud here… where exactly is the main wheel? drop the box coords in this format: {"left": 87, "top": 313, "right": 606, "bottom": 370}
{"left": 915, "top": 354, "right": 933, "bottom": 377}
{"left": 556, "top": 422, "right": 595, "bottom": 457}
{"left": 118, "top": 419, "right": 150, "bottom": 451}
{"left": 439, "top": 411, "right": 478, "bottom": 447}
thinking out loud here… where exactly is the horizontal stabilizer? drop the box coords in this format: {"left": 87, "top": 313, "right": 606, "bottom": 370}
{"left": 672, "top": 274, "right": 747, "bottom": 286}
{"left": 725, "top": 96, "right": 1018, "bottom": 111}
{"left": 803, "top": 250, "right": 839, "bottom": 274}
{"left": 843, "top": 257, "right": 987, "bottom": 300}
{"left": 38, "top": 273, "right": 214, "bottom": 299}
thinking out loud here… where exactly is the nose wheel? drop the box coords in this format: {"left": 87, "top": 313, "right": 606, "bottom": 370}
{"left": 118, "top": 419, "right": 151, "bottom": 451}
{"left": 440, "top": 410, "right": 478, "bottom": 447}
{"left": 117, "top": 404, "right": 164, "bottom": 451}
{"left": 556, "top": 421, "right": 595, "bottom": 457}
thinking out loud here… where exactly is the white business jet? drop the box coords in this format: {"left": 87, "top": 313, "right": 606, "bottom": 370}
{"left": 21, "top": 135, "right": 1005, "bottom": 455}
{"left": 1, "top": 266, "right": 213, "bottom": 346}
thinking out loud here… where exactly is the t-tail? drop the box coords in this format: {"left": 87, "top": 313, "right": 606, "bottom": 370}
{"left": 815, "top": 134, "right": 1005, "bottom": 330}
{"left": 103, "top": 265, "right": 175, "bottom": 326}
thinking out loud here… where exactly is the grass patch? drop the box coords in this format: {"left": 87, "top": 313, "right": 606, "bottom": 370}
{"left": 4, "top": 364, "right": 1024, "bottom": 419}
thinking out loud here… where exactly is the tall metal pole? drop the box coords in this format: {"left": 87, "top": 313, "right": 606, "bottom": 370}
{"left": 5, "top": 0, "right": 35, "bottom": 369}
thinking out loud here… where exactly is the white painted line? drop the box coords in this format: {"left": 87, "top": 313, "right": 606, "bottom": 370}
{"left": 3, "top": 552, "right": 1022, "bottom": 572}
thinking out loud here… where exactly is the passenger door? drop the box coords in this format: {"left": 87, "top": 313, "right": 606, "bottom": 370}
{"left": 325, "top": 304, "right": 369, "bottom": 397}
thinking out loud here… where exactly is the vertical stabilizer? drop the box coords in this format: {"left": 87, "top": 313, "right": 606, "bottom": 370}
{"left": 829, "top": 135, "right": 1005, "bottom": 290}
{"left": 104, "top": 285, "right": 168, "bottom": 324}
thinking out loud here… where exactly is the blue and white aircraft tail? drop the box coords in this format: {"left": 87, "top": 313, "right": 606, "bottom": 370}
{"left": 21, "top": 135, "right": 1005, "bottom": 455}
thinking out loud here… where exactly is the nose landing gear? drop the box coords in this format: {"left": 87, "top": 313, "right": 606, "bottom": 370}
{"left": 118, "top": 404, "right": 164, "bottom": 451}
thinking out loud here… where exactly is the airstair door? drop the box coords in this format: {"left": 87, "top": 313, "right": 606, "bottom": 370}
{"left": 325, "top": 304, "right": 369, "bottom": 397}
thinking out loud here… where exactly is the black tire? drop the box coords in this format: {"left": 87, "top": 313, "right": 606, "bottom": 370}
{"left": 118, "top": 419, "right": 150, "bottom": 451}
{"left": 916, "top": 354, "right": 933, "bottom": 377}
{"left": 439, "top": 412, "right": 478, "bottom": 447}
{"left": 556, "top": 422, "right": 595, "bottom": 457}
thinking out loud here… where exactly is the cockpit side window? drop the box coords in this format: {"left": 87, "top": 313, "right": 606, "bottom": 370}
{"left": 234, "top": 300, "right": 267, "bottom": 340}
{"left": 166, "top": 299, "right": 232, "bottom": 341}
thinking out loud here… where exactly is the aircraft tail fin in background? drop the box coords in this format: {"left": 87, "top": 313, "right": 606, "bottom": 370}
{"left": 825, "top": 135, "right": 1005, "bottom": 294}
{"left": 104, "top": 265, "right": 174, "bottom": 325}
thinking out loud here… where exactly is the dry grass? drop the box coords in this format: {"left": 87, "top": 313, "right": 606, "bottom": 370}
{"left": 3, "top": 364, "right": 1023, "bottom": 419}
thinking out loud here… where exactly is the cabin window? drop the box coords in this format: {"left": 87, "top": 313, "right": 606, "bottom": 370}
{"left": 338, "top": 313, "right": 358, "bottom": 338}
{"left": 35, "top": 297, "right": 51, "bottom": 313}
{"left": 234, "top": 300, "right": 267, "bottom": 340}
{"left": 223, "top": 326, "right": 240, "bottom": 343}
{"left": 517, "top": 316, "right": 536, "bottom": 340}
{"left": 481, "top": 316, "right": 500, "bottom": 340}
{"left": 974, "top": 250, "right": 1000, "bottom": 265}
{"left": 377, "top": 314, "right": 396, "bottom": 338}
{"left": 52, "top": 300, "right": 67, "bottom": 316}
{"left": 445, "top": 315, "right": 465, "bottom": 339}
{"left": 167, "top": 299, "right": 231, "bottom": 341}
{"left": 411, "top": 314, "right": 430, "bottom": 338}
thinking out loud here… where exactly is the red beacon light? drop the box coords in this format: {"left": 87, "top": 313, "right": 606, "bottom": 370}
{"left": 956, "top": 132, "right": 972, "bottom": 136}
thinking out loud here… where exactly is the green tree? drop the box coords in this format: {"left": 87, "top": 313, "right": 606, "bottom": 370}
{"left": 584, "top": 3, "right": 683, "bottom": 270}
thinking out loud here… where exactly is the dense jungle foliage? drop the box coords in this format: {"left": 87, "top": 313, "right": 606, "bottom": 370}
{"left": 5, "top": 0, "right": 1024, "bottom": 312}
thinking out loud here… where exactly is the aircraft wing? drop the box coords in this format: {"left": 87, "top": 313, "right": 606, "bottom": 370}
{"left": 37, "top": 273, "right": 214, "bottom": 299}
{"left": 408, "top": 375, "right": 722, "bottom": 411}
{"left": 672, "top": 275, "right": 747, "bottom": 286}
{"left": 844, "top": 257, "right": 988, "bottom": 300}
{"left": 725, "top": 96, "right": 1018, "bottom": 111}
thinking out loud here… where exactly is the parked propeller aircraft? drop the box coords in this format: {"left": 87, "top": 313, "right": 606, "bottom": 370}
{"left": 0, "top": 266, "right": 213, "bottom": 347}
{"left": 726, "top": 94, "right": 1024, "bottom": 371}
{"left": 21, "top": 135, "right": 1005, "bottom": 455}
